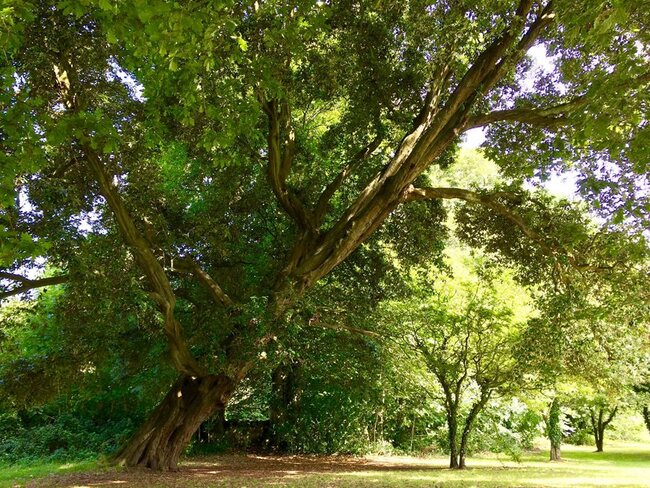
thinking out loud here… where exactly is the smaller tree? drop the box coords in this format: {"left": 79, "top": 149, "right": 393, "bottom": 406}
{"left": 565, "top": 379, "right": 646, "bottom": 453}
{"left": 588, "top": 397, "right": 618, "bottom": 452}
{"left": 525, "top": 250, "right": 650, "bottom": 458}
{"left": 380, "top": 254, "right": 538, "bottom": 469}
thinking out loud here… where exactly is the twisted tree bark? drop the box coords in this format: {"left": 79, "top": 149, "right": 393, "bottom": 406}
{"left": 113, "top": 374, "right": 236, "bottom": 471}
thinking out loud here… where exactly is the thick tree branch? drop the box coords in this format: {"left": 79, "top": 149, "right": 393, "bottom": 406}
{"left": 286, "top": 1, "right": 553, "bottom": 288}
{"left": 421, "top": 0, "right": 540, "bottom": 137}
{"left": 480, "top": 1, "right": 555, "bottom": 95}
{"left": 84, "top": 148, "right": 205, "bottom": 377}
{"left": 51, "top": 56, "right": 205, "bottom": 377}
{"left": 466, "top": 96, "right": 587, "bottom": 129}
{"left": 0, "top": 273, "right": 68, "bottom": 300}
{"left": 418, "top": 1, "right": 555, "bottom": 154}
{"left": 453, "top": 0, "right": 536, "bottom": 103}
{"left": 260, "top": 95, "right": 314, "bottom": 231}
{"left": 409, "top": 63, "right": 453, "bottom": 134}
{"left": 0, "top": 271, "right": 32, "bottom": 284}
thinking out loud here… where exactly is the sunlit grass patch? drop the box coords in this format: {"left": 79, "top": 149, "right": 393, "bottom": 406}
{"left": 0, "top": 459, "right": 97, "bottom": 488}
{"left": 259, "top": 443, "right": 650, "bottom": 488}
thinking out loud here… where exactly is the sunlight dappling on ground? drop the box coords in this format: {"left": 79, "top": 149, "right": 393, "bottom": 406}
{"left": 6, "top": 441, "right": 647, "bottom": 488}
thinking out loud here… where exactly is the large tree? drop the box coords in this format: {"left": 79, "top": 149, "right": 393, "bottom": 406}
{"left": 1, "top": 0, "right": 648, "bottom": 470}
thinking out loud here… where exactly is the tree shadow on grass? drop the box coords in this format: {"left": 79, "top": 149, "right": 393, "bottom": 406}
{"left": 27, "top": 455, "right": 526, "bottom": 487}
{"left": 26, "top": 453, "right": 645, "bottom": 488}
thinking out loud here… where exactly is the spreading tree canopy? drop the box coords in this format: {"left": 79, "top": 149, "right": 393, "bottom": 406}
{"left": 1, "top": 0, "right": 648, "bottom": 470}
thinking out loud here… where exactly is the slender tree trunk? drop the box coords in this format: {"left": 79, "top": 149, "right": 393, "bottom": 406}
{"left": 447, "top": 412, "right": 459, "bottom": 469}
{"left": 595, "top": 428, "right": 604, "bottom": 452}
{"left": 458, "top": 396, "right": 489, "bottom": 469}
{"left": 458, "top": 449, "right": 466, "bottom": 469}
{"left": 643, "top": 406, "right": 650, "bottom": 434}
{"left": 458, "top": 427, "right": 468, "bottom": 469}
{"left": 457, "top": 415, "right": 474, "bottom": 468}
{"left": 550, "top": 444, "right": 561, "bottom": 461}
{"left": 591, "top": 407, "right": 602, "bottom": 452}
{"left": 113, "top": 374, "right": 236, "bottom": 470}
{"left": 547, "top": 398, "right": 562, "bottom": 461}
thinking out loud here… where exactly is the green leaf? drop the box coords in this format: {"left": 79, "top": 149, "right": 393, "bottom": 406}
{"left": 234, "top": 36, "right": 247, "bottom": 52}
{"left": 106, "top": 29, "right": 117, "bottom": 44}
{"left": 612, "top": 209, "right": 625, "bottom": 225}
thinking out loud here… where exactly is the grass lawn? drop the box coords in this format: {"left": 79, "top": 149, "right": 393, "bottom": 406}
{"left": 0, "top": 460, "right": 97, "bottom": 488}
{"left": 2, "top": 440, "right": 649, "bottom": 487}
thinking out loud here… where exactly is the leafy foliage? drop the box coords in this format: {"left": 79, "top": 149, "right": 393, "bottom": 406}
{"left": 0, "top": 0, "right": 648, "bottom": 470}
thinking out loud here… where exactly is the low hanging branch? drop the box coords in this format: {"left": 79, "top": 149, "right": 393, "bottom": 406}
{"left": 402, "top": 185, "right": 591, "bottom": 272}
{"left": 0, "top": 272, "right": 68, "bottom": 301}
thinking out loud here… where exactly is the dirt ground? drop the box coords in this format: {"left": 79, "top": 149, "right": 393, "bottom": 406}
{"left": 27, "top": 455, "right": 446, "bottom": 487}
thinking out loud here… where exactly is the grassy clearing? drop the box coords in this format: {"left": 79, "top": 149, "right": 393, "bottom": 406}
{"left": 4, "top": 440, "right": 649, "bottom": 487}
{"left": 311, "top": 443, "right": 650, "bottom": 488}
{"left": 0, "top": 460, "right": 97, "bottom": 488}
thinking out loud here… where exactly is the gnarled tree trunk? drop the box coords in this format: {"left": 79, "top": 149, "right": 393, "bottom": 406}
{"left": 113, "top": 374, "right": 236, "bottom": 470}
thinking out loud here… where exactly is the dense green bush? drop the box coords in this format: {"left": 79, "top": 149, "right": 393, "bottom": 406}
{"left": 468, "top": 399, "right": 543, "bottom": 460}
{"left": 0, "top": 409, "right": 136, "bottom": 463}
